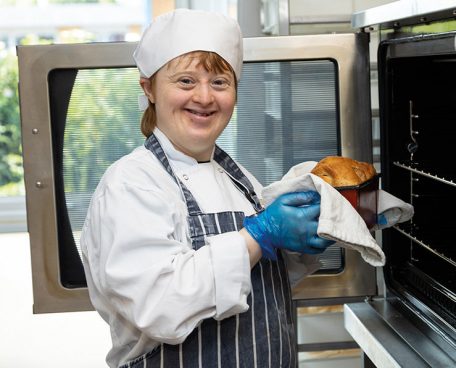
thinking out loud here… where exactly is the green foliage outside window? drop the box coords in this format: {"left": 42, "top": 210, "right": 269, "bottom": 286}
{"left": 0, "top": 52, "right": 22, "bottom": 195}
{"left": 0, "top": 0, "right": 19, "bottom": 5}
{"left": 0, "top": 36, "right": 53, "bottom": 196}
{"left": 63, "top": 68, "right": 143, "bottom": 194}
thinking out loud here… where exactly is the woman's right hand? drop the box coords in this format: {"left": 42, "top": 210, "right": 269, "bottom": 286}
{"left": 243, "top": 191, "right": 334, "bottom": 260}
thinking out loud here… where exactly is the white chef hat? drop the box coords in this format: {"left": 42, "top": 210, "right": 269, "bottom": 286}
{"left": 133, "top": 8, "right": 243, "bottom": 81}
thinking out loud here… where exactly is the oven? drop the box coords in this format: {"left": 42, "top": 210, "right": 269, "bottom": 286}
{"left": 16, "top": 3, "right": 456, "bottom": 366}
{"left": 17, "top": 33, "right": 374, "bottom": 316}
{"left": 344, "top": 1, "right": 456, "bottom": 366}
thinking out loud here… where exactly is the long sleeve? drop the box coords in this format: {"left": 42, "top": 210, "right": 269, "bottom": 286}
{"left": 81, "top": 179, "right": 251, "bottom": 344}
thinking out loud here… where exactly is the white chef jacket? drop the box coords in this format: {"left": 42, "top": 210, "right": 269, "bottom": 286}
{"left": 80, "top": 128, "right": 319, "bottom": 368}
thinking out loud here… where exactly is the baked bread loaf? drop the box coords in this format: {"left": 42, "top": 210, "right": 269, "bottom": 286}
{"left": 311, "top": 156, "right": 376, "bottom": 187}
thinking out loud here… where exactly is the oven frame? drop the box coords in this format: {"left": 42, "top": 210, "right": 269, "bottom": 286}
{"left": 378, "top": 29, "right": 456, "bottom": 352}
{"left": 17, "top": 33, "right": 375, "bottom": 313}
{"left": 345, "top": 3, "right": 456, "bottom": 364}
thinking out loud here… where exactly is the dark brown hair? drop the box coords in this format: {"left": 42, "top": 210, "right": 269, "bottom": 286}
{"left": 140, "top": 51, "right": 237, "bottom": 137}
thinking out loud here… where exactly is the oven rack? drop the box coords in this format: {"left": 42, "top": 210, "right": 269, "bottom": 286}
{"left": 392, "top": 225, "right": 456, "bottom": 267}
{"left": 393, "top": 161, "right": 456, "bottom": 188}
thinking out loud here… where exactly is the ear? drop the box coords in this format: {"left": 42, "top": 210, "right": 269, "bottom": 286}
{"left": 140, "top": 77, "right": 155, "bottom": 103}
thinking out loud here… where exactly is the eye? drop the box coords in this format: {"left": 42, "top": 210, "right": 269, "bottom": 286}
{"left": 212, "top": 78, "right": 230, "bottom": 89}
{"left": 178, "top": 77, "right": 194, "bottom": 86}
{"left": 213, "top": 79, "right": 226, "bottom": 86}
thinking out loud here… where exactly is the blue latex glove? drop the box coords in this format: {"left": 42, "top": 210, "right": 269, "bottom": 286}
{"left": 377, "top": 213, "right": 387, "bottom": 226}
{"left": 243, "top": 191, "right": 335, "bottom": 260}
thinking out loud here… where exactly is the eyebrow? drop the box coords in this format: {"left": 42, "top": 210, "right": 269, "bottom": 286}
{"left": 168, "top": 70, "right": 233, "bottom": 80}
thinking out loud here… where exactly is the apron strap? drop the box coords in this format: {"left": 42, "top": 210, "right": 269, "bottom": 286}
{"left": 213, "top": 145, "right": 263, "bottom": 212}
{"left": 144, "top": 133, "right": 204, "bottom": 215}
{"left": 144, "top": 133, "right": 263, "bottom": 249}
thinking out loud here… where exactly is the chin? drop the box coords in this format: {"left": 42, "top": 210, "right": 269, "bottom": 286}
{"left": 187, "top": 130, "right": 218, "bottom": 146}
{"left": 183, "top": 140, "right": 215, "bottom": 159}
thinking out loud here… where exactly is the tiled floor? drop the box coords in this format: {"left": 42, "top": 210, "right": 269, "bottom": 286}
{"left": 0, "top": 232, "right": 110, "bottom": 367}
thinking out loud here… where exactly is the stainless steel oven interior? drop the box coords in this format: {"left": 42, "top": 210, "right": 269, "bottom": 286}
{"left": 378, "top": 31, "right": 456, "bottom": 354}
{"left": 17, "top": 33, "right": 373, "bottom": 314}
{"left": 346, "top": 3, "right": 456, "bottom": 363}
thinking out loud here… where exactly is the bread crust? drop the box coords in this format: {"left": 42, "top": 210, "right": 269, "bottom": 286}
{"left": 311, "top": 156, "right": 376, "bottom": 187}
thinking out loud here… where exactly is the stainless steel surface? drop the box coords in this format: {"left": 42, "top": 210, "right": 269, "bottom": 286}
{"left": 292, "top": 247, "right": 376, "bottom": 300}
{"left": 408, "top": 100, "right": 419, "bottom": 161}
{"left": 244, "top": 33, "right": 373, "bottom": 163}
{"left": 344, "top": 301, "right": 456, "bottom": 367}
{"left": 246, "top": 33, "right": 375, "bottom": 300}
{"left": 278, "top": 0, "right": 290, "bottom": 35}
{"left": 392, "top": 226, "right": 456, "bottom": 267}
{"left": 237, "top": 0, "right": 262, "bottom": 37}
{"left": 352, "top": 0, "right": 456, "bottom": 29}
{"left": 291, "top": 14, "right": 351, "bottom": 25}
{"left": 393, "top": 161, "right": 456, "bottom": 188}
{"left": 376, "top": 30, "right": 456, "bottom": 363}
{"left": 17, "top": 42, "right": 137, "bottom": 313}
{"left": 19, "top": 33, "right": 374, "bottom": 312}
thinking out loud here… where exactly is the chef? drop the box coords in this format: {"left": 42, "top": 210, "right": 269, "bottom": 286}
{"left": 80, "top": 8, "right": 334, "bottom": 368}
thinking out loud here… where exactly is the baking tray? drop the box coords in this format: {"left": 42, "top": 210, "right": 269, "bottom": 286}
{"left": 335, "top": 175, "right": 379, "bottom": 230}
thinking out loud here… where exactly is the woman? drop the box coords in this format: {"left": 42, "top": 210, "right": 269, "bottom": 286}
{"left": 80, "top": 8, "right": 333, "bottom": 368}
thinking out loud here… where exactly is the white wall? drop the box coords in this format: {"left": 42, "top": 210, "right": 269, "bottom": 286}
{"left": 290, "top": 0, "right": 395, "bottom": 17}
{"left": 0, "top": 232, "right": 111, "bottom": 367}
{"left": 0, "top": 1, "right": 146, "bottom": 49}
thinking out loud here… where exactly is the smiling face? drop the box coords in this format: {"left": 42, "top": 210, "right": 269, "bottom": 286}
{"left": 141, "top": 52, "right": 237, "bottom": 161}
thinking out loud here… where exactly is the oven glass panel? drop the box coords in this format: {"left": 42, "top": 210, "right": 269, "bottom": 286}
{"left": 49, "top": 59, "right": 341, "bottom": 288}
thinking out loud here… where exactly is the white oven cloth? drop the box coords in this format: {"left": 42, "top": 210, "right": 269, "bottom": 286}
{"left": 371, "top": 189, "right": 414, "bottom": 231}
{"left": 261, "top": 161, "right": 414, "bottom": 267}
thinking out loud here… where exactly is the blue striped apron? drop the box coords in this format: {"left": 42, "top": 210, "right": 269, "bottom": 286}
{"left": 121, "top": 134, "right": 297, "bottom": 368}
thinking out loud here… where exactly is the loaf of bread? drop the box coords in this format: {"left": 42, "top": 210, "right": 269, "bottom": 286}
{"left": 311, "top": 156, "right": 376, "bottom": 187}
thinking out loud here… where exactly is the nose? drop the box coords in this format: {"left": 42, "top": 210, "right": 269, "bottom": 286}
{"left": 192, "top": 83, "right": 214, "bottom": 105}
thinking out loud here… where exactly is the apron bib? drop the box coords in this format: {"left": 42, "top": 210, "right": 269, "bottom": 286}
{"left": 121, "top": 134, "right": 296, "bottom": 368}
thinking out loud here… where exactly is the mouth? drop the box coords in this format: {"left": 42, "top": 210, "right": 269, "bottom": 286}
{"left": 185, "top": 108, "right": 215, "bottom": 117}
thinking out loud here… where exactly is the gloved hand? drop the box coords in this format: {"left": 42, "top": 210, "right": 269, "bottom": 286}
{"left": 377, "top": 213, "right": 387, "bottom": 226}
{"left": 243, "top": 191, "right": 335, "bottom": 260}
